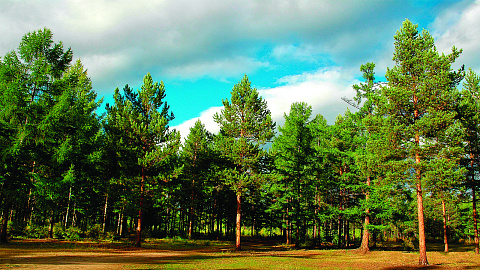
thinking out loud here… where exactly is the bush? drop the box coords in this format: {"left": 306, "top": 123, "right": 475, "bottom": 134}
{"left": 9, "top": 221, "right": 26, "bottom": 237}
{"left": 25, "top": 224, "right": 49, "bottom": 239}
{"left": 53, "top": 223, "right": 65, "bottom": 239}
{"left": 64, "top": 226, "right": 82, "bottom": 240}
{"left": 86, "top": 224, "right": 102, "bottom": 239}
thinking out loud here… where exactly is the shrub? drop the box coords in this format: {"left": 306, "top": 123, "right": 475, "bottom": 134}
{"left": 86, "top": 224, "right": 102, "bottom": 239}
{"left": 25, "top": 224, "right": 49, "bottom": 239}
{"left": 64, "top": 226, "right": 82, "bottom": 240}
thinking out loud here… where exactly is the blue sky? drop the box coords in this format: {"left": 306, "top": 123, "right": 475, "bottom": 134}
{"left": 1, "top": 0, "right": 480, "bottom": 139}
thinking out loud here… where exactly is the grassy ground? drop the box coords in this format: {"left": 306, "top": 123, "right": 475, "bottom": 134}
{"left": 0, "top": 238, "right": 479, "bottom": 269}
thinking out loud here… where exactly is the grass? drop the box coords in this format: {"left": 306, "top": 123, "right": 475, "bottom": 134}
{"left": 0, "top": 238, "right": 479, "bottom": 269}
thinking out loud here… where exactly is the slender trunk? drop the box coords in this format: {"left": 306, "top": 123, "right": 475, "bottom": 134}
{"left": 416, "top": 178, "right": 428, "bottom": 265}
{"left": 136, "top": 168, "right": 145, "bottom": 247}
{"left": 414, "top": 95, "right": 428, "bottom": 265}
{"left": 103, "top": 193, "right": 108, "bottom": 233}
{"left": 473, "top": 182, "right": 479, "bottom": 254}
{"left": 0, "top": 202, "right": 10, "bottom": 243}
{"left": 235, "top": 193, "right": 241, "bottom": 251}
{"left": 65, "top": 186, "right": 72, "bottom": 228}
{"left": 442, "top": 197, "right": 448, "bottom": 253}
{"left": 48, "top": 210, "right": 54, "bottom": 239}
{"left": 471, "top": 153, "right": 479, "bottom": 254}
{"left": 188, "top": 178, "right": 195, "bottom": 240}
{"left": 360, "top": 176, "right": 371, "bottom": 253}
{"left": 286, "top": 208, "right": 291, "bottom": 245}
{"left": 118, "top": 198, "right": 125, "bottom": 236}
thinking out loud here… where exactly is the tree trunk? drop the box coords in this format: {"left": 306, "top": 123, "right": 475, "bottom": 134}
{"left": 0, "top": 202, "right": 10, "bottom": 243}
{"left": 359, "top": 176, "right": 371, "bottom": 253}
{"left": 48, "top": 210, "right": 54, "bottom": 239}
{"left": 442, "top": 197, "right": 448, "bottom": 253}
{"left": 416, "top": 149, "right": 428, "bottom": 265}
{"left": 188, "top": 178, "right": 195, "bottom": 240}
{"left": 135, "top": 168, "right": 145, "bottom": 247}
{"left": 473, "top": 181, "right": 479, "bottom": 254}
{"left": 471, "top": 154, "right": 479, "bottom": 254}
{"left": 235, "top": 193, "right": 241, "bottom": 251}
{"left": 414, "top": 97, "right": 428, "bottom": 265}
{"left": 65, "top": 186, "right": 72, "bottom": 228}
{"left": 103, "top": 193, "right": 108, "bottom": 233}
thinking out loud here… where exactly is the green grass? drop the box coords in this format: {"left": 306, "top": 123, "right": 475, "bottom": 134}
{"left": 1, "top": 239, "right": 479, "bottom": 269}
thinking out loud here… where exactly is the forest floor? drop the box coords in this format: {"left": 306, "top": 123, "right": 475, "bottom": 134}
{"left": 1, "top": 238, "right": 479, "bottom": 269}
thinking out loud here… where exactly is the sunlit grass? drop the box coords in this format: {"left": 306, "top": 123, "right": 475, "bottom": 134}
{"left": 2, "top": 239, "right": 479, "bottom": 269}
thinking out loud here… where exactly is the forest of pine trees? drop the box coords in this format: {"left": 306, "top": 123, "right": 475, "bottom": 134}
{"left": 1, "top": 20, "right": 480, "bottom": 264}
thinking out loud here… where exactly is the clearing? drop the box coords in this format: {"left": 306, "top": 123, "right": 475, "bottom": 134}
{"left": 1, "top": 239, "right": 479, "bottom": 269}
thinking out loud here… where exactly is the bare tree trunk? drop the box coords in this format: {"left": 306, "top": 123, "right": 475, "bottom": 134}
{"left": 471, "top": 154, "right": 479, "bottom": 254}
{"left": 286, "top": 208, "right": 291, "bottom": 245}
{"left": 442, "top": 197, "right": 448, "bottom": 253}
{"left": 413, "top": 97, "right": 428, "bottom": 265}
{"left": 118, "top": 199, "right": 125, "bottom": 236}
{"left": 103, "top": 193, "right": 108, "bottom": 233}
{"left": 416, "top": 148, "right": 428, "bottom": 265}
{"left": 188, "top": 178, "right": 195, "bottom": 240}
{"left": 48, "top": 210, "right": 54, "bottom": 239}
{"left": 135, "top": 168, "right": 145, "bottom": 247}
{"left": 359, "top": 176, "right": 371, "bottom": 253}
{"left": 65, "top": 186, "right": 72, "bottom": 228}
{"left": 0, "top": 202, "right": 10, "bottom": 243}
{"left": 235, "top": 193, "right": 242, "bottom": 251}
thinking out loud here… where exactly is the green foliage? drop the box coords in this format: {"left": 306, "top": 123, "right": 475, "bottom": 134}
{"left": 214, "top": 75, "right": 275, "bottom": 192}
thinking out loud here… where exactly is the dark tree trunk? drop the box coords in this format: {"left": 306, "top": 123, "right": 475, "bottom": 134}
{"left": 0, "top": 202, "right": 10, "bottom": 243}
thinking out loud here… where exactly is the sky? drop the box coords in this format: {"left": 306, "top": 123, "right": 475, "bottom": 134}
{"left": 1, "top": 0, "right": 480, "bottom": 139}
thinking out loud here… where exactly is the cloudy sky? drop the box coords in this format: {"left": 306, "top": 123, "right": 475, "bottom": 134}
{"left": 1, "top": 0, "right": 480, "bottom": 138}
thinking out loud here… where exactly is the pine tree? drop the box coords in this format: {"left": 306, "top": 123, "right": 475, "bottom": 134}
{"left": 105, "top": 73, "right": 180, "bottom": 247}
{"left": 374, "top": 19, "right": 463, "bottom": 265}
{"left": 458, "top": 69, "right": 480, "bottom": 254}
{"left": 213, "top": 75, "right": 275, "bottom": 250}
{"left": 181, "top": 120, "right": 213, "bottom": 239}
{"left": 271, "top": 102, "right": 315, "bottom": 247}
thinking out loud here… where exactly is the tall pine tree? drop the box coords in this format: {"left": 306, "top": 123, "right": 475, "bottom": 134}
{"left": 214, "top": 75, "right": 275, "bottom": 250}
{"left": 105, "top": 73, "right": 180, "bottom": 247}
{"left": 373, "top": 19, "right": 463, "bottom": 265}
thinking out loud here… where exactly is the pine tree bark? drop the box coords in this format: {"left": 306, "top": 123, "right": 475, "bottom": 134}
{"left": 469, "top": 153, "right": 480, "bottom": 255}
{"left": 235, "top": 193, "right": 242, "bottom": 251}
{"left": 442, "top": 197, "right": 448, "bottom": 253}
{"left": 0, "top": 202, "right": 10, "bottom": 243}
{"left": 103, "top": 193, "right": 108, "bottom": 233}
{"left": 416, "top": 136, "right": 428, "bottom": 265}
{"left": 135, "top": 168, "right": 145, "bottom": 247}
{"left": 360, "top": 177, "right": 371, "bottom": 253}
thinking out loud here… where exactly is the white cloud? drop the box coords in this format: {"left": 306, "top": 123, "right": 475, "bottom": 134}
{"left": 164, "top": 57, "right": 269, "bottom": 80}
{"left": 432, "top": 0, "right": 480, "bottom": 71}
{"left": 173, "top": 66, "right": 359, "bottom": 140}
{"left": 261, "top": 67, "right": 359, "bottom": 125}
{"left": 172, "top": 106, "right": 222, "bottom": 142}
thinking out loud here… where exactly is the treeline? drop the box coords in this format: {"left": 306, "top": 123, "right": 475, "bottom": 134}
{"left": 1, "top": 20, "right": 480, "bottom": 264}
